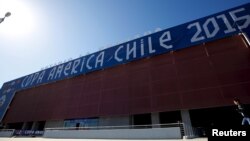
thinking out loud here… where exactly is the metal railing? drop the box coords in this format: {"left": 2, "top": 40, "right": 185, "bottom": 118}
{"left": 45, "top": 123, "right": 184, "bottom": 131}
{"left": 0, "top": 123, "right": 185, "bottom": 137}
{"left": 0, "top": 129, "right": 15, "bottom": 132}
{"left": 0, "top": 129, "right": 15, "bottom": 137}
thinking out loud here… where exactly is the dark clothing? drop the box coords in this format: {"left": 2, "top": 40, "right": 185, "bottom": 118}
{"left": 236, "top": 104, "right": 249, "bottom": 118}
{"left": 234, "top": 103, "right": 250, "bottom": 125}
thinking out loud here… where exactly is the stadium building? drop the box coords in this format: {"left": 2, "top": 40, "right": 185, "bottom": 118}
{"left": 0, "top": 3, "right": 250, "bottom": 139}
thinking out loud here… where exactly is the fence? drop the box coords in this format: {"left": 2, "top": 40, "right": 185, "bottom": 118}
{"left": 0, "top": 129, "right": 15, "bottom": 137}
{"left": 0, "top": 123, "right": 187, "bottom": 139}
{"left": 44, "top": 123, "right": 184, "bottom": 139}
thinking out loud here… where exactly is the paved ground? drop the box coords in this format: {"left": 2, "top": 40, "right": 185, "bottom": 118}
{"left": 0, "top": 137, "right": 208, "bottom": 141}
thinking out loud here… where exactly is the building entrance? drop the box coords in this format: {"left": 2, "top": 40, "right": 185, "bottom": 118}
{"left": 189, "top": 105, "right": 249, "bottom": 136}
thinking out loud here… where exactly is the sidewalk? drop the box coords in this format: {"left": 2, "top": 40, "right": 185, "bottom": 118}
{"left": 0, "top": 137, "right": 208, "bottom": 141}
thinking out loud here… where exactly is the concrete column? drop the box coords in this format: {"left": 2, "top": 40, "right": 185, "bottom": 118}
{"left": 4, "top": 123, "right": 9, "bottom": 129}
{"left": 21, "top": 122, "right": 28, "bottom": 130}
{"left": 31, "top": 122, "right": 38, "bottom": 130}
{"left": 181, "top": 110, "right": 194, "bottom": 138}
{"left": 22, "top": 122, "right": 33, "bottom": 130}
{"left": 130, "top": 115, "right": 134, "bottom": 126}
{"left": 151, "top": 113, "right": 160, "bottom": 128}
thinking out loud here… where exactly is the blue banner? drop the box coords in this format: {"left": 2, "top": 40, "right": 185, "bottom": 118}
{"left": 1, "top": 3, "right": 250, "bottom": 122}
{"left": 14, "top": 130, "right": 44, "bottom": 136}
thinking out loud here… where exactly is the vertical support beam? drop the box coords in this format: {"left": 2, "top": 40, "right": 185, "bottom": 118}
{"left": 181, "top": 110, "right": 194, "bottom": 138}
{"left": 130, "top": 115, "right": 134, "bottom": 126}
{"left": 3, "top": 123, "right": 8, "bottom": 129}
{"left": 31, "top": 122, "right": 38, "bottom": 130}
{"left": 151, "top": 113, "right": 160, "bottom": 128}
{"left": 21, "top": 122, "right": 28, "bottom": 130}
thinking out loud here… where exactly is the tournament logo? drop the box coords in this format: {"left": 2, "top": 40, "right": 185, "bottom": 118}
{"left": 0, "top": 95, "right": 6, "bottom": 107}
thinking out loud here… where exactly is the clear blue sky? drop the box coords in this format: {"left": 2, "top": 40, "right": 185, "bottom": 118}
{"left": 0, "top": 0, "right": 249, "bottom": 87}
